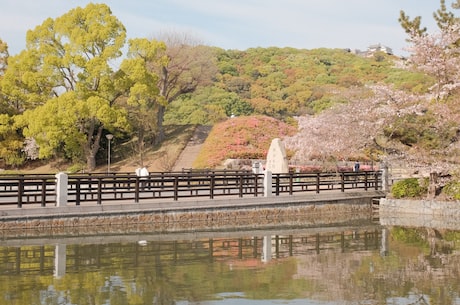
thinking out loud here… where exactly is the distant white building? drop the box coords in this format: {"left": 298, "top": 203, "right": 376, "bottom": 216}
{"left": 367, "top": 43, "right": 393, "bottom": 55}
{"left": 351, "top": 43, "right": 394, "bottom": 58}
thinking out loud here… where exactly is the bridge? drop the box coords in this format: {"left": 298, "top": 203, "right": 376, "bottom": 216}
{"left": 0, "top": 169, "right": 383, "bottom": 208}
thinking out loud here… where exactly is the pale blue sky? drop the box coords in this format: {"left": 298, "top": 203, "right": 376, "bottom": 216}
{"left": 0, "top": 0, "right": 444, "bottom": 56}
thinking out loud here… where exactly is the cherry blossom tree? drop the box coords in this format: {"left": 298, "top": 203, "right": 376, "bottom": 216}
{"left": 284, "top": 85, "right": 430, "bottom": 168}
{"left": 404, "top": 24, "right": 460, "bottom": 100}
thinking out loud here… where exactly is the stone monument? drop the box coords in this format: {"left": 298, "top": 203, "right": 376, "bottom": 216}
{"left": 265, "top": 138, "right": 289, "bottom": 174}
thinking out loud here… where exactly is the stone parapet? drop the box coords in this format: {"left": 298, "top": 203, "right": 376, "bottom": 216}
{"left": 0, "top": 191, "right": 384, "bottom": 233}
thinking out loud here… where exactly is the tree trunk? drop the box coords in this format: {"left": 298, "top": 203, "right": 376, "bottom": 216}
{"left": 86, "top": 152, "right": 97, "bottom": 172}
{"left": 155, "top": 65, "right": 168, "bottom": 145}
{"left": 84, "top": 120, "right": 103, "bottom": 172}
{"left": 155, "top": 104, "right": 166, "bottom": 145}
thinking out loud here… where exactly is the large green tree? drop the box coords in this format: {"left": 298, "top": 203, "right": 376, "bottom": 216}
{"left": 0, "top": 39, "right": 25, "bottom": 167}
{"left": 120, "top": 38, "right": 168, "bottom": 166}
{"left": 1, "top": 3, "right": 129, "bottom": 171}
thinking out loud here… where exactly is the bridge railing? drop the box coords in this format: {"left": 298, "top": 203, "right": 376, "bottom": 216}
{"left": 0, "top": 170, "right": 382, "bottom": 208}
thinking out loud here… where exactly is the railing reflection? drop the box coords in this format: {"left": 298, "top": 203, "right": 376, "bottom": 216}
{"left": 0, "top": 227, "right": 386, "bottom": 278}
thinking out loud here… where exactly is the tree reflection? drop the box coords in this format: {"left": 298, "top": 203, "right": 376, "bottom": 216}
{"left": 0, "top": 226, "right": 459, "bottom": 304}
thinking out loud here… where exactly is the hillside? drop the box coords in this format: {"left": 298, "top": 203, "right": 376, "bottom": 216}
{"left": 165, "top": 47, "right": 459, "bottom": 175}
{"left": 3, "top": 47, "right": 459, "bottom": 179}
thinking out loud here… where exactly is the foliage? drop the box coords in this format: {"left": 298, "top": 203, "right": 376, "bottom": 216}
{"left": 391, "top": 178, "right": 427, "bottom": 199}
{"left": 164, "top": 87, "right": 251, "bottom": 125}
{"left": 193, "top": 115, "right": 296, "bottom": 168}
{"left": 0, "top": 114, "right": 24, "bottom": 166}
{"left": 383, "top": 111, "right": 458, "bottom": 150}
{"left": 147, "top": 32, "right": 218, "bottom": 143}
{"left": 120, "top": 38, "right": 167, "bottom": 166}
{"left": 1, "top": 3, "right": 129, "bottom": 171}
{"left": 442, "top": 180, "right": 460, "bottom": 200}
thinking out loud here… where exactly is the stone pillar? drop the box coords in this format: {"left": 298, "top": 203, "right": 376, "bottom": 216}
{"left": 265, "top": 138, "right": 289, "bottom": 174}
{"left": 264, "top": 170, "right": 272, "bottom": 197}
{"left": 381, "top": 162, "right": 389, "bottom": 192}
{"left": 55, "top": 172, "right": 68, "bottom": 207}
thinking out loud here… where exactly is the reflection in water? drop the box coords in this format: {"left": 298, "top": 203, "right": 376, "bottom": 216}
{"left": 0, "top": 224, "right": 459, "bottom": 305}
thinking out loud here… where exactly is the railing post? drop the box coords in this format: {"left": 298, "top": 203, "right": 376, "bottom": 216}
{"left": 55, "top": 172, "right": 68, "bottom": 207}
{"left": 75, "top": 178, "right": 81, "bottom": 206}
{"left": 289, "top": 172, "right": 293, "bottom": 195}
{"left": 210, "top": 174, "right": 215, "bottom": 199}
{"left": 254, "top": 174, "right": 259, "bottom": 197}
{"left": 17, "top": 177, "right": 23, "bottom": 208}
{"left": 375, "top": 171, "right": 379, "bottom": 190}
{"left": 239, "top": 175, "right": 243, "bottom": 197}
{"left": 274, "top": 174, "right": 281, "bottom": 196}
{"left": 364, "top": 172, "right": 368, "bottom": 190}
{"left": 264, "top": 171, "right": 272, "bottom": 197}
{"left": 134, "top": 176, "right": 140, "bottom": 203}
{"left": 316, "top": 173, "right": 320, "bottom": 193}
{"left": 173, "top": 176, "right": 179, "bottom": 201}
{"left": 97, "top": 178, "right": 102, "bottom": 205}
{"left": 340, "top": 172, "right": 345, "bottom": 192}
{"left": 41, "top": 179, "right": 47, "bottom": 207}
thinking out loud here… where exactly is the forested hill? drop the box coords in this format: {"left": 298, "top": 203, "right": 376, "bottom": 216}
{"left": 165, "top": 47, "right": 430, "bottom": 125}
{"left": 166, "top": 46, "right": 459, "bottom": 175}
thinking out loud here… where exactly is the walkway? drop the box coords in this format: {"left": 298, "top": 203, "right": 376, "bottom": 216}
{"left": 0, "top": 190, "right": 385, "bottom": 218}
{"left": 172, "top": 125, "right": 211, "bottom": 171}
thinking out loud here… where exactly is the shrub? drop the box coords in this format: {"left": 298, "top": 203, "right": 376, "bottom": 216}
{"left": 391, "top": 178, "right": 426, "bottom": 199}
{"left": 443, "top": 180, "right": 460, "bottom": 200}
{"left": 193, "top": 115, "right": 296, "bottom": 168}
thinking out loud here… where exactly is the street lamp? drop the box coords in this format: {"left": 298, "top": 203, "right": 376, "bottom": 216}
{"left": 106, "top": 134, "right": 113, "bottom": 173}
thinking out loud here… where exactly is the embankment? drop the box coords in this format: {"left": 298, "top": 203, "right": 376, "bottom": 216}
{"left": 0, "top": 190, "right": 385, "bottom": 235}
{"left": 379, "top": 198, "right": 460, "bottom": 230}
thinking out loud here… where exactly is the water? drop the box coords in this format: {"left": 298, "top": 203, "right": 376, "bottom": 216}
{"left": 1, "top": 219, "right": 459, "bottom": 305}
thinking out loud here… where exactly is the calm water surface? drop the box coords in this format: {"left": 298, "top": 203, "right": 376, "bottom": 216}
{"left": 1, "top": 218, "right": 459, "bottom": 305}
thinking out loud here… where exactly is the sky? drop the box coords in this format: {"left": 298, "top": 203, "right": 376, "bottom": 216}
{"left": 0, "top": 0, "right": 444, "bottom": 57}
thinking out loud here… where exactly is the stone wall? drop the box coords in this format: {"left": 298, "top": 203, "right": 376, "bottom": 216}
{"left": 0, "top": 199, "right": 373, "bottom": 234}
{"left": 379, "top": 198, "right": 460, "bottom": 230}
{"left": 379, "top": 198, "right": 460, "bottom": 217}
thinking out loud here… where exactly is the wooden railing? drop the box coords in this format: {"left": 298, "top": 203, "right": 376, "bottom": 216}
{"left": 0, "top": 170, "right": 382, "bottom": 208}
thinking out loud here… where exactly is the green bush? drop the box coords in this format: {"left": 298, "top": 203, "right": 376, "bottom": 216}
{"left": 443, "top": 180, "right": 460, "bottom": 200}
{"left": 391, "top": 178, "right": 426, "bottom": 198}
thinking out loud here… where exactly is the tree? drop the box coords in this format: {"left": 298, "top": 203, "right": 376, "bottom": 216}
{"left": 404, "top": 23, "right": 460, "bottom": 100}
{"left": 1, "top": 3, "right": 129, "bottom": 171}
{"left": 433, "top": 0, "right": 460, "bottom": 31}
{"left": 401, "top": 1, "right": 460, "bottom": 100}
{"left": 0, "top": 39, "right": 7, "bottom": 76}
{"left": 120, "top": 38, "right": 168, "bottom": 166}
{"left": 284, "top": 85, "right": 428, "bottom": 165}
{"left": 150, "top": 32, "right": 218, "bottom": 143}
{"left": 0, "top": 39, "right": 26, "bottom": 167}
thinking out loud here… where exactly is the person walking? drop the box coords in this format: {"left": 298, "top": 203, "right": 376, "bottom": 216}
{"left": 354, "top": 161, "right": 360, "bottom": 172}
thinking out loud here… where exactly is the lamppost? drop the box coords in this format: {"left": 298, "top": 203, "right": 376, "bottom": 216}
{"left": 106, "top": 134, "right": 113, "bottom": 173}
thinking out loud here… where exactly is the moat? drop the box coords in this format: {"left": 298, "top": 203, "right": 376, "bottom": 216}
{"left": 1, "top": 210, "right": 459, "bottom": 305}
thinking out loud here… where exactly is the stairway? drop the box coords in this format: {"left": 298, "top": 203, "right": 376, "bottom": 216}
{"left": 172, "top": 125, "right": 212, "bottom": 171}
